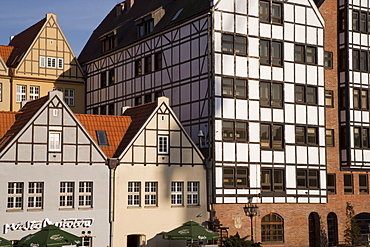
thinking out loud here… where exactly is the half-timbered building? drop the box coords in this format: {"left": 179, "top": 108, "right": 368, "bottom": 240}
{"left": 0, "top": 91, "right": 110, "bottom": 246}
{"left": 78, "top": 0, "right": 333, "bottom": 246}
{"left": 0, "top": 13, "right": 85, "bottom": 113}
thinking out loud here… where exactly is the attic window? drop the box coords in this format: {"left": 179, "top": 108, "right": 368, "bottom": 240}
{"left": 137, "top": 18, "right": 154, "bottom": 37}
{"left": 100, "top": 30, "right": 117, "bottom": 53}
{"left": 96, "top": 130, "right": 109, "bottom": 146}
{"left": 172, "top": 9, "right": 183, "bottom": 21}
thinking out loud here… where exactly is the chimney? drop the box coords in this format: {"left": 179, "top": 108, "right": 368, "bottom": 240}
{"left": 115, "top": 3, "right": 125, "bottom": 16}
{"left": 125, "top": 0, "right": 134, "bottom": 10}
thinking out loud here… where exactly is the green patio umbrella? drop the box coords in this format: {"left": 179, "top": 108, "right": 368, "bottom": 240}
{"left": 0, "top": 237, "right": 12, "bottom": 247}
{"left": 163, "top": 220, "right": 220, "bottom": 241}
{"left": 18, "top": 225, "right": 82, "bottom": 247}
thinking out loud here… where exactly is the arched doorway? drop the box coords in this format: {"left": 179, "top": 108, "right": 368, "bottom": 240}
{"left": 355, "top": 213, "right": 370, "bottom": 245}
{"left": 309, "top": 212, "right": 320, "bottom": 247}
{"left": 327, "top": 212, "right": 338, "bottom": 246}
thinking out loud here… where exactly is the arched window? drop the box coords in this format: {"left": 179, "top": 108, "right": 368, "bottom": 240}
{"left": 327, "top": 212, "right": 338, "bottom": 246}
{"left": 261, "top": 213, "right": 284, "bottom": 242}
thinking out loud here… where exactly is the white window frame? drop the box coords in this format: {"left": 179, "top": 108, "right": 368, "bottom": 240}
{"left": 28, "top": 182, "right": 43, "bottom": 209}
{"left": 171, "top": 182, "right": 183, "bottom": 206}
{"left": 16, "top": 85, "right": 26, "bottom": 103}
{"left": 79, "top": 182, "right": 93, "bottom": 208}
{"left": 29, "top": 86, "right": 40, "bottom": 100}
{"left": 60, "top": 182, "right": 74, "bottom": 208}
{"left": 187, "top": 182, "right": 199, "bottom": 206}
{"left": 65, "top": 89, "right": 75, "bottom": 106}
{"left": 49, "top": 132, "right": 61, "bottom": 151}
{"left": 81, "top": 236, "right": 93, "bottom": 247}
{"left": 47, "top": 57, "right": 56, "bottom": 68}
{"left": 144, "top": 182, "right": 157, "bottom": 206}
{"left": 158, "top": 136, "right": 169, "bottom": 154}
{"left": 58, "top": 58, "right": 64, "bottom": 69}
{"left": 128, "top": 182, "right": 141, "bottom": 207}
{"left": 39, "top": 56, "right": 46, "bottom": 68}
{"left": 7, "top": 182, "right": 23, "bottom": 210}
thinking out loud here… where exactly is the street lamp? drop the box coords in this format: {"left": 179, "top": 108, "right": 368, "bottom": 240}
{"left": 243, "top": 197, "right": 259, "bottom": 242}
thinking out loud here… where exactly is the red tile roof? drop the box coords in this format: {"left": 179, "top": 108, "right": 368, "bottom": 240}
{"left": 113, "top": 102, "right": 158, "bottom": 157}
{"left": 0, "top": 111, "right": 18, "bottom": 139}
{"left": 0, "top": 45, "right": 15, "bottom": 63}
{"left": 75, "top": 114, "right": 132, "bottom": 157}
{"left": 7, "top": 18, "right": 46, "bottom": 67}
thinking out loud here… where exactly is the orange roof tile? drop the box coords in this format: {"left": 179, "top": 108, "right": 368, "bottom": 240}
{"left": 0, "top": 45, "right": 14, "bottom": 63}
{"left": 75, "top": 114, "right": 132, "bottom": 158}
{"left": 0, "top": 111, "right": 18, "bottom": 139}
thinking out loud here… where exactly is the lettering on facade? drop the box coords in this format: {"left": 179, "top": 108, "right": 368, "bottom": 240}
{"left": 3, "top": 218, "right": 94, "bottom": 234}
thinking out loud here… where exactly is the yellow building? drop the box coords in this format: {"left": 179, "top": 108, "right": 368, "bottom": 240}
{"left": 0, "top": 13, "right": 84, "bottom": 113}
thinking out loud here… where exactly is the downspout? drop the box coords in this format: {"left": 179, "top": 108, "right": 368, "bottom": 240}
{"left": 108, "top": 158, "right": 119, "bottom": 247}
{"left": 9, "top": 68, "right": 14, "bottom": 111}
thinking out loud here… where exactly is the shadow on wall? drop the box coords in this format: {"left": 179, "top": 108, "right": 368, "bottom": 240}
{"left": 147, "top": 233, "right": 187, "bottom": 247}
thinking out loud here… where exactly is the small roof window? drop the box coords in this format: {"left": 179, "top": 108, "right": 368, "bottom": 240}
{"left": 96, "top": 130, "right": 109, "bottom": 146}
{"left": 172, "top": 9, "right": 183, "bottom": 21}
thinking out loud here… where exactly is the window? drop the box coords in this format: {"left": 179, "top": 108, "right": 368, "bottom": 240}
{"left": 295, "top": 126, "right": 305, "bottom": 144}
{"left": 259, "top": 1, "right": 282, "bottom": 24}
{"left": 260, "top": 124, "right": 283, "bottom": 149}
{"left": 7, "top": 182, "right": 23, "bottom": 210}
{"left": 295, "top": 85, "right": 317, "bottom": 105}
{"left": 108, "top": 69, "right": 115, "bottom": 86}
{"left": 144, "top": 55, "right": 152, "bottom": 74}
{"left": 324, "top": 51, "right": 333, "bottom": 69}
{"left": 354, "top": 127, "right": 369, "bottom": 148}
{"left": 260, "top": 40, "right": 282, "bottom": 66}
{"left": 171, "top": 182, "right": 183, "bottom": 206}
{"left": 326, "top": 129, "right": 334, "bottom": 147}
{"left": 81, "top": 236, "right": 93, "bottom": 247}
{"left": 100, "top": 105, "right": 106, "bottom": 115}
{"left": 128, "top": 182, "right": 141, "bottom": 206}
{"left": 353, "top": 49, "right": 368, "bottom": 71}
{"left": 102, "top": 35, "right": 117, "bottom": 52}
{"left": 344, "top": 174, "right": 353, "bottom": 194}
{"left": 154, "top": 52, "right": 162, "bottom": 71}
{"left": 360, "top": 50, "right": 367, "bottom": 71}
{"left": 47, "top": 57, "right": 56, "bottom": 68}
{"left": 327, "top": 174, "right": 336, "bottom": 194}
{"left": 340, "top": 126, "right": 347, "bottom": 148}
{"left": 222, "top": 34, "right": 247, "bottom": 55}
{"left": 65, "top": 89, "right": 74, "bottom": 106}
{"left": 223, "top": 167, "right": 249, "bottom": 188}
{"left": 260, "top": 82, "right": 283, "bottom": 107}
{"left": 359, "top": 174, "right": 368, "bottom": 194}
{"left": 261, "top": 169, "right": 284, "bottom": 192}
{"left": 108, "top": 104, "right": 114, "bottom": 115}
{"left": 261, "top": 213, "right": 284, "bottom": 242}
{"left": 29, "top": 86, "right": 39, "bottom": 100}
{"left": 339, "top": 9, "right": 346, "bottom": 31}
{"left": 40, "top": 56, "right": 46, "bottom": 67}
{"left": 145, "top": 182, "right": 157, "bottom": 206}
{"left": 354, "top": 88, "right": 369, "bottom": 110}
{"left": 28, "top": 182, "right": 43, "bottom": 209}
{"left": 16, "top": 85, "right": 26, "bottom": 103}
{"left": 60, "top": 182, "right": 74, "bottom": 208}
{"left": 353, "top": 10, "right": 359, "bottom": 31}
{"left": 79, "top": 182, "right": 93, "bottom": 208}
{"left": 339, "top": 49, "right": 347, "bottom": 71}
{"left": 294, "top": 45, "right": 316, "bottom": 64}
{"left": 362, "top": 90, "right": 369, "bottom": 110}
{"left": 297, "top": 169, "right": 319, "bottom": 189}
{"left": 354, "top": 127, "right": 361, "bottom": 148}
{"left": 325, "top": 90, "right": 333, "bottom": 107}
{"left": 101, "top": 72, "right": 107, "bottom": 88}
{"left": 144, "top": 93, "right": 152, "bottom": 103}
{"left": 307, "top": 127, "right": 318, "bottom": 145}
{"left": 49, "top": 132, "right": 61, "bottom": 151}
{"left": 158, "top": 136, "right": 169, "bottom": 154}
{"left": 222, "top": 121, "right": 247, "bottom": 142}
{"left": 135, "top": 96, "right": 142, "bottom": 106}
{"left": 154, "top": 91, "right": 163, "bottom": 100}
{"left": 135, "top": 59, "right": 142, "bottom": 77}
{"left": 363, "top": 128, "right": 369, "bottom": 148}
{"left": 222, "top": 78, "right": 247, "bottom": 98}
{"left": 354, "top": 89, "right": 360, "bottom": 109}
{"left": 96, "top": 130, "right": 108, "bottom": 146}
{"left": 57, "top": 58, "right": 64, "bottom": 69}
{"left": 187, "top": 182, "right": 199, "bottom": 206}
{"left": 137, "top": 19, "right": 154, "bottom": 37}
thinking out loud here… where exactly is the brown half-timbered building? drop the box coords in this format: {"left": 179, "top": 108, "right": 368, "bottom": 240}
{"left": 0, "top": 13, "right": 84, "bottom": 113}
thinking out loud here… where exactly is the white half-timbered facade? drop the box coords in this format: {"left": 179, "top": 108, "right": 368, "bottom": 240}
{"left": 0, "top": 91, "right": 110, "bottom": 246}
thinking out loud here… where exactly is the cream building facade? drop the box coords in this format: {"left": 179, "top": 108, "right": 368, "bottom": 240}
{"left": 0, "top": 13, "right": 84, "bottom": 113}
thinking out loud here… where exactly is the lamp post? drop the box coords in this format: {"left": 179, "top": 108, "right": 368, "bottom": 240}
{"left": 243, "top": 199, "right": 259, "bottom": 242}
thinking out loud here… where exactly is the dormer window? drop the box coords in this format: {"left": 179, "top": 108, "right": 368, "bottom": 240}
{"left": 137, "top": 18, "right": 154, "bottom": 37}
{"left": 100, "top": 30, "right": 117, "bottom": 52}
